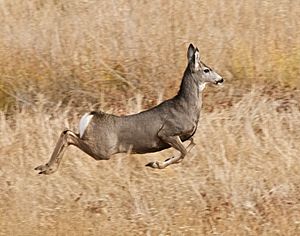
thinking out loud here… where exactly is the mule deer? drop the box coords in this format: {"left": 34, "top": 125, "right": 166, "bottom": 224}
{"left": 35, "top": 43, "right": 223, "bottom": 175}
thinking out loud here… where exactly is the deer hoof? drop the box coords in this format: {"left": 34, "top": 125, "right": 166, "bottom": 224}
{"left": 164, "top": 156, "right": 176, "bottom": 162}
{"left": 34, "top": 164, "right": 57, "bottom": 175}
{"left": 38, "top": 170, "right": 52, "bottom": 175}
{"left": 38, "top": 168, "right": 56, "bottom": 175}
{"left": 34, "top": 163, "right": 48, "bottom": 171}
{"left": 145, "top": 161, "right": 160, "bottom": 169}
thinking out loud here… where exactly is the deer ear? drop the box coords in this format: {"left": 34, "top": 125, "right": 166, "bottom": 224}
{"left": 193, "top": 50, "right": 201, "bottom": 70}
{"left": 187, "top": 43, "right": 195, "bottom": 61}
{"left": 194, "top": 49, "right": 200, "bottom": 61}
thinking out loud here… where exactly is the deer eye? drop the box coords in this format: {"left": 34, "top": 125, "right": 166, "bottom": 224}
{"left": 203, "top": 69, "right": 210, "bottom": 73}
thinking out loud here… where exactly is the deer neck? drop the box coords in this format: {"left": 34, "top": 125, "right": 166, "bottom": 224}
{"left": 177, "top": 68, "right": 203, "bottom": 111}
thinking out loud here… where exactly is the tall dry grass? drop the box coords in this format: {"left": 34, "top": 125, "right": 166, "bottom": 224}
{"left": 0, "top": 0, "right": 300, "bottom": 235}
{"left": 0, "top": 89, "right": 299, "bottom": 235}
{"left": 0, "top": 0, "right": 299, "bottom": 110}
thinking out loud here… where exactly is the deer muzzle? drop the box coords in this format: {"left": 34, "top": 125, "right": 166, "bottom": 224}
{"left": 215, "top": 78, "right": 224, "bottom": 84}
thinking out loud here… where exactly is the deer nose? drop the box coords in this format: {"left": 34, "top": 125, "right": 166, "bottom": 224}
{"left": 216, "top": 78, "right": 224, "bottom": 84}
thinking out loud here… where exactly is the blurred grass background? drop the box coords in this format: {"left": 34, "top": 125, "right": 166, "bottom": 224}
{"left": 0, "top": 0, "right": 300, "bottom": 235}
{"left": 0, "top": 0, "right": 299, "bottom": 111}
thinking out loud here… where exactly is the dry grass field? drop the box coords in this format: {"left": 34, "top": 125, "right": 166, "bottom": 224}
{"left": 1, "top": 90, "right": 300, "bottom": 235}
{"left": 0, "top": 0, "right": 299, "bottom": 110}
{"left": 0, "top": 0, "right": 300, "bottom": 235}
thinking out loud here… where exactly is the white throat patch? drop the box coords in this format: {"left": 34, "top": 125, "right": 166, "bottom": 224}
{"left": 199, "top": 83, "right": 207, "bottom": 92}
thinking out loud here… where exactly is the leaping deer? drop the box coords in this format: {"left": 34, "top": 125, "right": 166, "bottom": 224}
{"left": 35, "top": 43, "right": 223, "bottom": 175}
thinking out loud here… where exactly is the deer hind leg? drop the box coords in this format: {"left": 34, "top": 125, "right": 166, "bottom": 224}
{"left": 35, "top": 129, "right": 78, "bottom": 174}
{"left": 35, "top": 129, "right": 109, "bottom": 175}
{"left": 146, "top": 135, "right": 187, "bottom": 169}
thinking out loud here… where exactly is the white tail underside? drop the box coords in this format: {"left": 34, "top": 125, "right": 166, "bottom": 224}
{"left": 79, "top": 113, "right": 93, "bottom": 138}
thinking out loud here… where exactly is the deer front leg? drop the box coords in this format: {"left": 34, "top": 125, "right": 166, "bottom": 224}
{"left": 164, "top": 138, "right": 196, "bottom": 164}
{"left": 146, "top": 135, "right": 187, "bottom": 169}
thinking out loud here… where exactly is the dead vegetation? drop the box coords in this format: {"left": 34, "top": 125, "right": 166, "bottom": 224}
{"left": 0, "top": 0, "right": 300, "bottom": 235}
{"left": 0, "top": 0, "right": 299, "bottom": 111}
{"left": 0, "top": 90, "right": 300, "bottom": 235}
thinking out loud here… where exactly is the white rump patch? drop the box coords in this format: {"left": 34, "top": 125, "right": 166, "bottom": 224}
{"left": 79, "top": 113, "right": 93, "bottom": 138}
